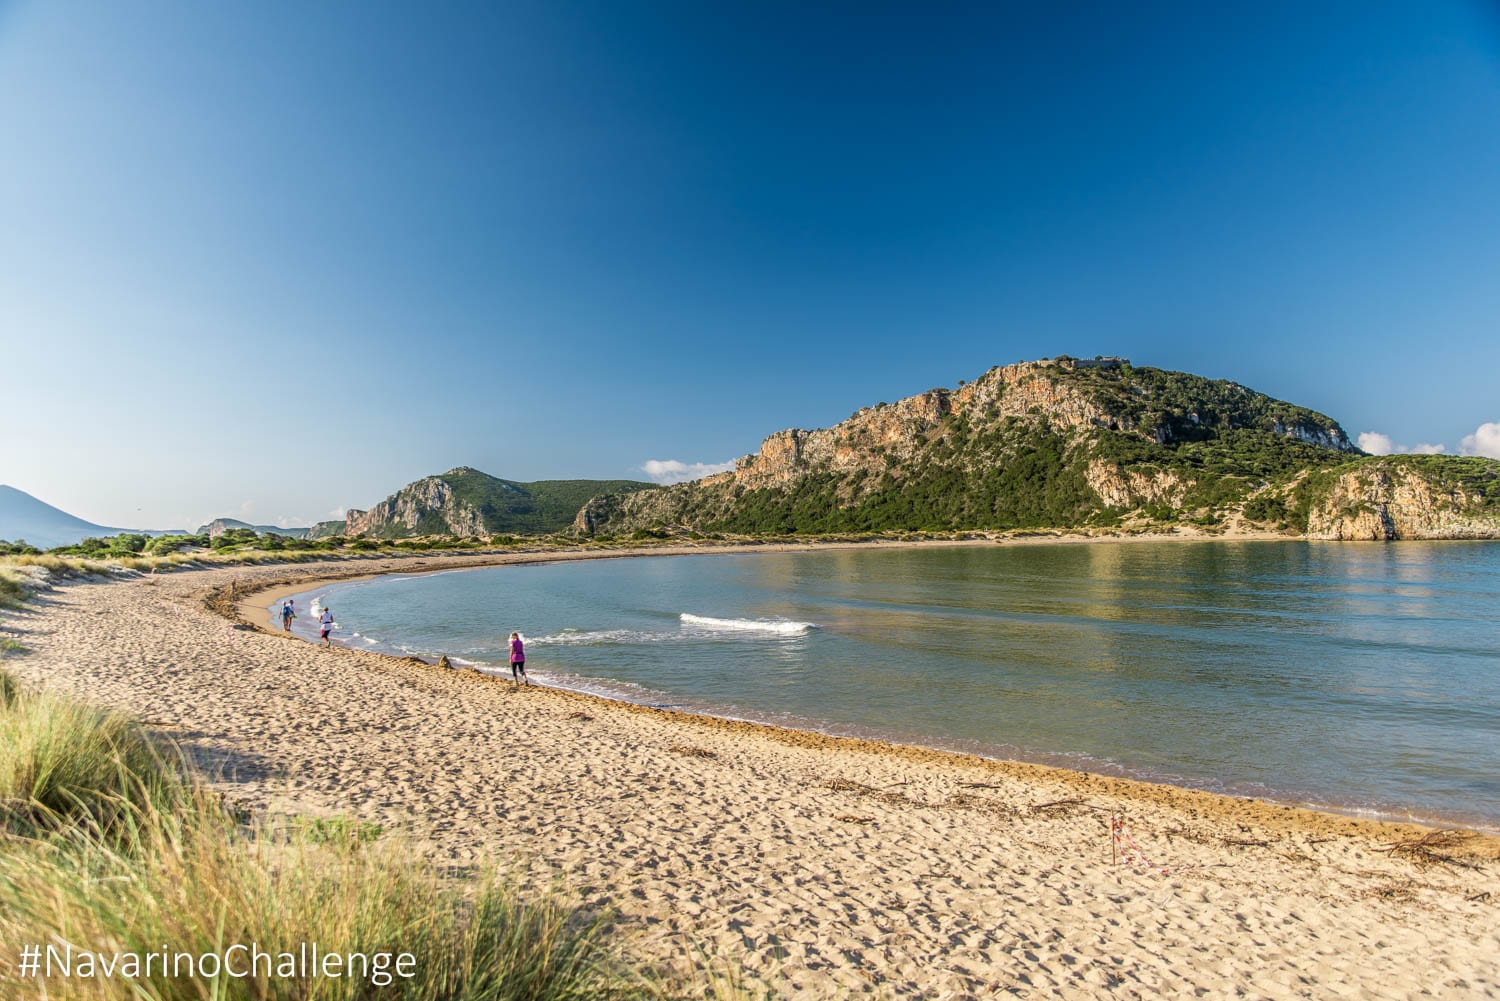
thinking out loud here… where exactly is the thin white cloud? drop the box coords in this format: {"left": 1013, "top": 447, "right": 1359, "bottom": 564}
{"left": 1460, "top": 422, "right": 1500, "bottom": 460}
{"left": 1357, "top": 432, "right": 1446, "bottom": 457}
{"left": 641, "top": 459, "right": 736, "bottom": 485}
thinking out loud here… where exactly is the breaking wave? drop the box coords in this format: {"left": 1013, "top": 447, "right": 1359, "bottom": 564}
{"left": 531, "top": 628, "right": 678, "bottom": 646}
{"left": 679, "top": 613, "right": 816, "bottom": 636}
{"left": 529, "top": 614, "right": 817, "bottom": 646}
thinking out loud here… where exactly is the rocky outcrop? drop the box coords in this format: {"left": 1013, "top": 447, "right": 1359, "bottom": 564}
{"left": 1271, "top": 421, "right": 1354, "bottom": 452}
{"left": 572, "top": 493, "right": 630, "bottom": 535}
{"left": 344, "top": 476, "right": 489, "bottom": 538}
{"left": 1084, "top": 460, "right": 1189, "bottom": 509}
{"left": 1304, "top": 461, "right": 1500, "bottom": 540}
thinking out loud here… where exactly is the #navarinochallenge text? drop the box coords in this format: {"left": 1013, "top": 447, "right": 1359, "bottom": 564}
{"left": 15, "top": 942, "right": 417, "bottom": 986}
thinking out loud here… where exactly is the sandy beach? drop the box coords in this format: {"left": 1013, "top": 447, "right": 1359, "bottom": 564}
{"left": 6, "top": 548, "right": 1498, "bottom": 999}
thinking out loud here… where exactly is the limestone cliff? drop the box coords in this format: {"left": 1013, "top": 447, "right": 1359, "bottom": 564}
{"left": 1300, "top": 458, "right": 1500, "bottom": 540}
{"left": 344, "top": 476, "right": 490, "bottom": 538}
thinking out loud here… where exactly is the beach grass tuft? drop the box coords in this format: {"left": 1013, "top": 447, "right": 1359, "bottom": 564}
{"left": 0, "top": 676, "right": 189, "bottom": 844}
{"left": 0, "top": 566, "right": 32, "bottom": 609}
{"left": 0, "top": 666, "right": 19, "bottom": 705}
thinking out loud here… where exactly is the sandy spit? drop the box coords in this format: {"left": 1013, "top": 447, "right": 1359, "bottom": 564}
{"left": 6, "top": 546, "right": 1498, "bottom": 1000}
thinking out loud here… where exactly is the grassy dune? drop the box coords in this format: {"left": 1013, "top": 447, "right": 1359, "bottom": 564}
{"left": 0, "top": 669, "right": 748, "bottom": 1000}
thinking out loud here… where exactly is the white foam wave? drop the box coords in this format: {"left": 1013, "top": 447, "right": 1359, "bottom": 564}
{"left": 532, "top": 628, "right": 678, "bottom": 646}
{"left": 679, "top": 613, "right": 816, "bottom": 636}
{"left": 530, "top": 615, "right": 817, "bottom": 646}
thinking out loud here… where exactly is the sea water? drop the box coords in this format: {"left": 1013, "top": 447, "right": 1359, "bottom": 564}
{"left": 281, "top": 541, "right": 1500, "bottom": 829}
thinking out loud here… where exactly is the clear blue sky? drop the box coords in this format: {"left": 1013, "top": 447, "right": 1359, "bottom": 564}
{"left": 2, "top": 1, "right": 1498, "bottom": 530}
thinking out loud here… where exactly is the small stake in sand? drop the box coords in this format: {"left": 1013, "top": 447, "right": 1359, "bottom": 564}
{"left": 1112, "top": 816, "right": 1175, "bottom": 876}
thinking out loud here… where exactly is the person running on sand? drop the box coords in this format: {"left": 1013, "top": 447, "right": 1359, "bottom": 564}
{"left": 281, "top": 600, "right": 295, "bottom": 632}
{"left": 509, "top": 632, "right": 529, "bottom": 687}
{"left": 319, "top": 607, "right": 334, "bottom": 647}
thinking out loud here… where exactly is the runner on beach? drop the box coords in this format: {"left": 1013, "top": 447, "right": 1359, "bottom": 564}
{"left": 281, "top": 600, "right": 295, "bottom": 632}
{"left": 319, "top": 607, "right": 334, "bottom": 647}
{"left": 509, "top": 631, "right": 529, "bottom": 687}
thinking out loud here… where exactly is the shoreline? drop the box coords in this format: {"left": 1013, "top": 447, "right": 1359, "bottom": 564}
{"left": 10, "top": 549, "right": 1499, "bottom": 997}
{"left": 230, "top": 525, "right": 1316, "bottom": 632}
{"left": 226, "top": 542, "right": 1500, "bottom": 843}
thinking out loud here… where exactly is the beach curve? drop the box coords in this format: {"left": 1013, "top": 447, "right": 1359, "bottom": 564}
{"left": 8, "top": 545, "right": 1499, "bottom": 998}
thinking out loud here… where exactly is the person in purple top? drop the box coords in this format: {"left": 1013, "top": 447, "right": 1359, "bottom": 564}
{"left": 509, "top": 631, "right": 530, "bottom": 687}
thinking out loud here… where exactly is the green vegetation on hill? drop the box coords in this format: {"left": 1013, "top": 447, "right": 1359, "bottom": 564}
{"left": 442, "top": 469, "right": 657, "bottom": 536}
{"left": 1050, "top": 360, "right": 1350, "bottom": 445}
{"left": 48, "top": 533, "right": 212, "bottom": 558}
{"left": 698, "top": 422, "right": 1095, "bottom": 534}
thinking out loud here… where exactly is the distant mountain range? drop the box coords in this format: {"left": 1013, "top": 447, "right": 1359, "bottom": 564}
{"left": 0, "top": 485, "right": 184, "bottom": 550}
{"left": 572, "top": 356, "right": 1500, "bottom": 541}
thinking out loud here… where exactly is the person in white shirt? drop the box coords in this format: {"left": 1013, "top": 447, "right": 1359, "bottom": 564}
{"left": 319, "top": 607, "right": 334, "bottom": 647}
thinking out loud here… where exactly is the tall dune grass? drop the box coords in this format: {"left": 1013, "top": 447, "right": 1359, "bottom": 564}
{"left": 0, "top": 682, "right": 188, "bottom": 844}
{"left": 0, "top": 669, "right": 731, "bottom": 1000}
{"left": 0, "top": 566, "right": 31, "bottom": 609}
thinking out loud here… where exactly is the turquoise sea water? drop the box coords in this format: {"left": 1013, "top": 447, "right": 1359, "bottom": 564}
{"left": 281, "top": 542, "right": 1500, "bottom": 830}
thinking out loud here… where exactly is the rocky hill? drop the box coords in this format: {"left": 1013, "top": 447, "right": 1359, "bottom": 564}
{"left": 573, "top": 357, "right": 1500, "bottom": 539}
{"left": 327, "top": 468, "right": 655, "bottom": 539}
{"left": 195, "top": 518, "right": 310, "bottom": 539}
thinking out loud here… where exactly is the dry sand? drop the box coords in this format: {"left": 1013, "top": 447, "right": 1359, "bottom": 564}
{"left": 5, "top": 548, "right": 1498, "bottom": 999}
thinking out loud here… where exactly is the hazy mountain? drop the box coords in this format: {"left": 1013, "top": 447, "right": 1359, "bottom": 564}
{"left": 0, "top": 485, "right": 184, "bottom": 549}
{"left": 323, "top": 468, "right": 656, "bottom": 539}
{"left": 194, "top": 518, "right": 310, "bottom": 539}
{"left": 572, "top": 356, "right": 1500, "bottom": 540}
